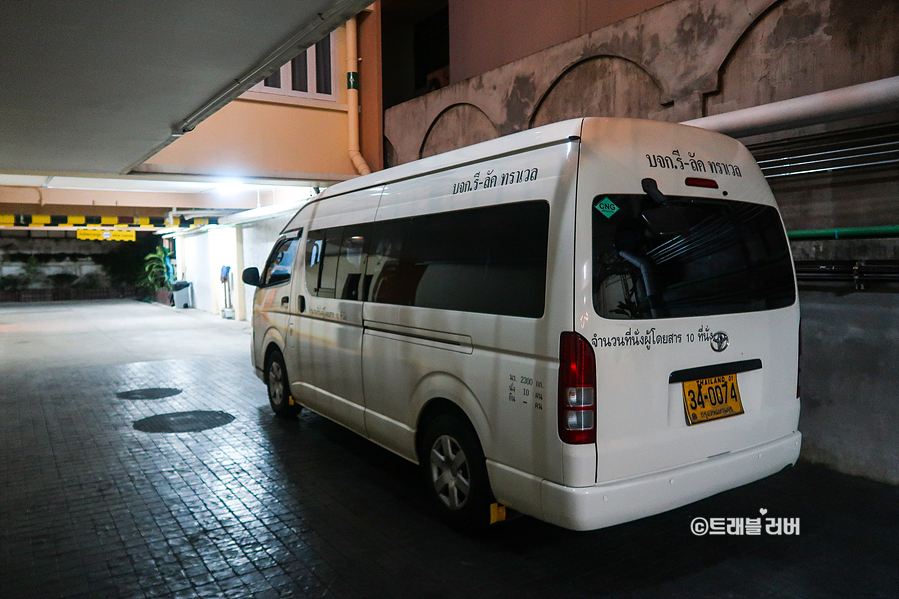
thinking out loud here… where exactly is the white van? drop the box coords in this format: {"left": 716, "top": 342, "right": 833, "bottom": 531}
{"left": 243, "top": 117, "right": 801, "bottom": 531}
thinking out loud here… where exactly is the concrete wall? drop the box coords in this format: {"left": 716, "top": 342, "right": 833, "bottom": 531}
{"left": 770, "top": 162, "right": 899, "bottom": 233}
{"left": 177, "top": 227, "right": 241, "bottom": 316}
{"left": 385, "top": 0, "right": 898, "bottom": 164}
{"left": 705, "top": 0, "right": 899, "bottom": 116}
{"left": 384, "top": 0, "right": 899, "bottom": 484}
{"left": 449, "top": 0, "right": 671, "bottom": 84}
{"left": 179, "top": 233, "right": 213, "bottom": 314}
{"left": 798, "top": 288, "right": 899, "bottom": 484}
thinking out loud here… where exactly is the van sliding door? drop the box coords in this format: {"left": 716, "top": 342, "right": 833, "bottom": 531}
{"left": 291, "top": 187, "right": 382, "bottom": 435}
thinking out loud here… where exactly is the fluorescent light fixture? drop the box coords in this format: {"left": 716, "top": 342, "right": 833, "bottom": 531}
{"left": 215, "top": 179, "right": 250, "bottom": 195}
{"left": 41, "top": 177, "right": 219, "bottom": 193}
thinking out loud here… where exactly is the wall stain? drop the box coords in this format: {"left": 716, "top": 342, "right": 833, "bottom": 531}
{"left": 580, "top": 41, "right": 602, "bottom": 61}
{"left": 674, "top": 5, "right": 729, "bottom": 51}
{"left": 828, "top": 0, "right": 895, "bottom": 54}
{"left": 588, "top": 29, "right": 644, "bottom": 63}
{"left": 767, "top": 0, "right": 826, "bottom": 50}
{"left": 421, "top": 104, "right": 498, "bottom": 158}
{"left": 645, "top": 32, "right": 662, "bottom": 64}
{"left": 531, "top": 56, "right": 664, "bottom": 127}
{"left": 502, "top": 74, "right": 536, "bottom": 133}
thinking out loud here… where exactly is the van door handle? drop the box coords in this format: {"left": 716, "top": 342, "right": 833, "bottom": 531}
{"left": 298, "top": 295, "right": 306, "bottom": 313}
{"left": 281, "top": 296, "right": 289, "bottom": 307}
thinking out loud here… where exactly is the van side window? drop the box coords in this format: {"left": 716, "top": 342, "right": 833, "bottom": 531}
{"left": 304, "top": 201, "right": 550, "bottom": 315}
{"left": 369, "top": 201, "right": 549, "bottom": 317}
{"left": 318, "top": 228, "right": 343, "bottom": 298}
{"left": 305, "top": 230, "right": 325, "bottom": 294}
{"left": 368, "top": 218, "right": 412, "bottom": 304}
{"left": 305, "top": 228, "right": 343, "bottom": 298}
{"left": 335, "top": 224, "right": 371, "bottom": 300}
{"left": 260, "top": 238, "right": 298, "bottom": 287}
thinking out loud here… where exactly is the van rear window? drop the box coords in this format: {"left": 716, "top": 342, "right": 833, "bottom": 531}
{"left": 593, "top": 194, "right": 795, "bottom": 319}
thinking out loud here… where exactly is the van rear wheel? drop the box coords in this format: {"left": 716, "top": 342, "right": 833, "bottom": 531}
{"left": 266, "top": 349, "right": 299, "bottom": 418}
{"left": 421, "top": 415, "right": 492, "bottom": 529}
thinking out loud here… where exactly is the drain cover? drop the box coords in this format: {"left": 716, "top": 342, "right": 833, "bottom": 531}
{"left": 133, "top": 411, "right": 235, "bottom": 433}
{"left": 117, "top": 388, "right": 182, "bottom": 400}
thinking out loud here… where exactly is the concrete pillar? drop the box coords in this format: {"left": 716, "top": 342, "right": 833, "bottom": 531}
{"left": 235, "top": 225, "right": 247, "bottom": 321}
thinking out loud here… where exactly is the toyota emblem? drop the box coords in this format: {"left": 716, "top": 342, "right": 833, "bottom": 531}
{"left": 710, "top": 331, "right": 729, "bottom": 352}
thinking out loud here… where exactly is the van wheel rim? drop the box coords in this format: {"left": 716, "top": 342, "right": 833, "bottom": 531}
{"left": 268, "top": 361, "right": 284, "bottom": 406}
{"left": 430, "top": 435, "right": 470, "bottom": 510}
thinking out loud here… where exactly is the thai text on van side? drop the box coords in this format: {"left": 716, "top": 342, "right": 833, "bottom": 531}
{"left": 645, "top": 150, "right": 742, "bottom": 177}
{"left": 452, "top": 167, "right": 538, "bottom": 195}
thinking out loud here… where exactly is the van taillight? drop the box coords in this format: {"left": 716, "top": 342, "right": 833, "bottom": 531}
{"left": 685, "top": 177, "right": 719, "bottom": 189}
{"left": 558, "top": 332, "right": 596, "bottom": 444}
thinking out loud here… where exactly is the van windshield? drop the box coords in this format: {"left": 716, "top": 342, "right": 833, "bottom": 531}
{"left": 593, "top": 194, "right": 795, "bottom": 319}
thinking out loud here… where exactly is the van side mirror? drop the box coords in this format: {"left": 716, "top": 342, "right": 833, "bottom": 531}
{"left": 242, "top": 267, "right": 260, "bottom": 287}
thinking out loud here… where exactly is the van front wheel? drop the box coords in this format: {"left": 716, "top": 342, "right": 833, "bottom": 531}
{"left": 421, "top": 415, "right": 492, "bottom": 529}
{"left": 266, "top": 349, "right": 299, "bottom": 418}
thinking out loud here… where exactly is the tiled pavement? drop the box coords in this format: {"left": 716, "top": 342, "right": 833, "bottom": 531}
{"left": 0, "top": 301, "right": 896, "bottom": 599}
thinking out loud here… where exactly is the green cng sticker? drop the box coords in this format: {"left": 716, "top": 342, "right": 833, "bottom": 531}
{"left": 595, "top": 198, "right": 619, "bottom": 218}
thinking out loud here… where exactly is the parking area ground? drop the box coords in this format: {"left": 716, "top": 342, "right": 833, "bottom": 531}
{"left": 0, "top": 300, "right": 896, "bottom": 599}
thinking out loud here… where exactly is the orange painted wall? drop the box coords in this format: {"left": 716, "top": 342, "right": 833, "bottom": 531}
{"left": 144, "top": 98, "right": 356, "bottom": 179}
{"left": 358, "top": 5, "right": 384, "bottom": 171}
{"left": 143, "top": 15, "right": 384, "bottom": 180}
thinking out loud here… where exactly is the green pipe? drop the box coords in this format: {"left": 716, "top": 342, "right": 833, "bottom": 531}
{"left": 787, "top": 225, "right": 899, "bottom": 240}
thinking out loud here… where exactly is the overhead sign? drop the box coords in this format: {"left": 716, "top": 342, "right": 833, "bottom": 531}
{"left": 76, "top": 229, "right": 136, "bottom": 241}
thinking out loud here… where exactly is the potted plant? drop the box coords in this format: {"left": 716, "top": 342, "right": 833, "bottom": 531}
{"left": 144, "top": 246, "right": 174, "bottom": 303}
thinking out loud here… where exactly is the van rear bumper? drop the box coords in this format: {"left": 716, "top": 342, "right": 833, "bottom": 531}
{"left": 539, "top": 432, "right": 801, "bottom": 531}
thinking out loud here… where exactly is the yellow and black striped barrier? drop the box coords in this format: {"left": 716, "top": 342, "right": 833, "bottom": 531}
{"left": 0, "top": 214, "right": 215, "bottom": 228}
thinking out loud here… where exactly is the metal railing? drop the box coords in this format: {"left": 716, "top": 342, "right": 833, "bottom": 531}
{"left": 794, "top": 260, "right": 899, "bottom": 288}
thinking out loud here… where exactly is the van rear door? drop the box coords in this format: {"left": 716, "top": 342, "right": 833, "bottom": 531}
{"left": 573, "top": 118, "right": 800, "bottom": 484}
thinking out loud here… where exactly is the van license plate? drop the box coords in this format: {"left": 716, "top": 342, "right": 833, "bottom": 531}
{"left": 682, "top": 374, "right": 744, "bottom": 425}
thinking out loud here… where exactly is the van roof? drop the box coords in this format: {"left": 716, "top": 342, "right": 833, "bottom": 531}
{"left": 281, "top": 117, "right": 751, "bottom": 234}
{"left": 323, "top": 118, "right": 586, "bottom": 200}
{"left": 280, "top": 118, "right": 586, "bottom": 233}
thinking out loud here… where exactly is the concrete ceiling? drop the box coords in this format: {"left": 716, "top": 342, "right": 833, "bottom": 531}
{"left": 0, "top": 0, "right": 373, "bottom": 177}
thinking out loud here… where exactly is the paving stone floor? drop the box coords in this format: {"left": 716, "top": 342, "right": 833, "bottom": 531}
{"left": 0, "top": 301, "right": 896, "bottom": 598}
